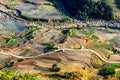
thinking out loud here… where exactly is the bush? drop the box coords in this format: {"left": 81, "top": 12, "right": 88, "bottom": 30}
{"left": 7, "top": 39, "right": 18, "bottom": 45}
{"left": 64, "top": 72, "right": 75, "bottom": 79}
{"left": 99, "top": 68, "right": 115, "bottom": 76}
{"left": 51, "top": 64, "right": 61, "bottom": 72}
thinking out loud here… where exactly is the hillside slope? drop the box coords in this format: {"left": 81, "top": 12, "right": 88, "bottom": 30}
{"left": 61, "top": 0, "right": 120, "bottom": 20}
{"left": 106, "top": 0, "right": 120, "bottom": 20}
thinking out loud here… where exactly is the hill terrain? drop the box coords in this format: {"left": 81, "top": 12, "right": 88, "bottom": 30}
{"left": 0, "top": 0, "right": 120, "bottom": 80}
{"left": 61, "top": 0, "right": 120, "bottom": 20}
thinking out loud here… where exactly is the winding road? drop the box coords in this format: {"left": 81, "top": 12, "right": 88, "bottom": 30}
{"left": 0, "top": 48, "right": 120, "bottom": 63}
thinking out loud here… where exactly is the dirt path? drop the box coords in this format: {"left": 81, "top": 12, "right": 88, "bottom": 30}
{"left": 0, "top": 48, "right": 120, "bottom": 63}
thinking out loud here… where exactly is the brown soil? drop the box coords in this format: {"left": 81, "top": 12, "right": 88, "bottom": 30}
{"left": 10, "top": 50, "right": 94, "bottom": 74}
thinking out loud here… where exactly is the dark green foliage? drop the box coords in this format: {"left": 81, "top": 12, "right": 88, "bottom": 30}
{"left": 70, "top": 29, "right": 76, "bottom": 37}
{"left": 48, "top": 73, "right": 63, "bottom": 78}
{"left": 43, "top": 42, "right": 58, "bottom": 52}
{"left": 51, "top": 64, "right": 61, "bottom": 72}
{"left": 99, "top": 68, "right": 115, "bottom": 76}
{"left": 62, "top": 0, "right": 114, "bottom": 20}
{"left": 62, "top": 30, "right": 69, "bottom": 35}
{"left": 64, "top": 72, "right": 75, "bottom": 79}
{"left": 48, "top": 72, "right": 75, "bottom": 79}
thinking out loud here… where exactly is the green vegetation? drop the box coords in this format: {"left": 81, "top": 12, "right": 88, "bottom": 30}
{"left": 109, "top": 71, "right": 120, "bottom": 79}
{"left": 86, "top": 41, "right": 114, "bottom": 58}
{"left": 99, "top": 64, "right": 120, "bottom": 79}
{"left": 22, "top": 26, "right": 40, "bottom": 40}
{"left": 108, "top": 64, "right": 120, "bottom": 68}
{"left": 62, "top": 0, "right": 114, "bottom": 20}
{"left": 85, "top": 29, "right": 95, "bottom": 37}
{"left": 42, "top": 42, "right": 54, "bottom": 46}
{"left": 10, "top": 0, "right": 15, "bottom": 9}
{"left": 51, "top": 64, "right": 61, "bottom": 72}
{"left": 69, "top": 27, "right": 99, "bottom": 40}
{"left": 62, "top": 29, "right": 69, "bottom": 35}
{"left": 91, "top": 35, "right": 99, "bottom": 40}
{"left": 48, "top": 70, "right": 94, "bottom": 80}
{"left": 42, "top": 42, "right": 58, "bottom": 52}
{"left": 64, "top": 72, "right": 75, "bottom": 79}
{"left": 69, "top": 28, "right": 83, "bottom": 38}
{"left": 99, "top": 68, "right": 115, "bottom": 76}
{"left": 7, "top": 39, "right": 18, "bottom": 45}
{"left": 85, "top": 28, "right": 99, "bottom": 40}
{"left": 0, "top": 70, "right": 38, "bottom": 80}
{"left": 48, "top": 72, "right": 75, "bottom": 79}
{"left": 70, "top": 28, "right": 76, "bottom": 37}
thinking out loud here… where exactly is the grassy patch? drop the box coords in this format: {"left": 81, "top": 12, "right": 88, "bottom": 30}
{"left": 69, "top": 28, "right": 78, "bottom": 37}
{"left": 7, "top": 39, "right": 18, "bottom": 45}
{"left": 108, "top": 64, "right": 120, "bottom": 68}
{"left": 71, "top": 29, "right": 76, "bottom": 37}
{"left": 0, "top": 70, "right": 38, "bottom": 80}
{"left": 85, "top": 29, "right": 95, "bottom": 37}
{"left": 91, "top": 35, "right": 99, "bottom": 40}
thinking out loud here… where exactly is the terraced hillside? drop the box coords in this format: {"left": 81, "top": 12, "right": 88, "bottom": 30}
{"left": 0, "top": 0, "right": 120, "bottom": 80}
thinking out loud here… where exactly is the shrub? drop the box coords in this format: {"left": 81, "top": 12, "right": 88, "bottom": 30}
{"left": 99, "top": 68, "right": 115, "bottom": 76}
{"left": 51, "top": 64, "right": 61, "bottom": 72}
{"left": 7, "top": 39, "right": 18, "bottom": 45}
{"left": 64, "top": 72, "right": 75, "bottom": 79}
{"left": 22, "top": 26, "right": 40, "bottom": 40}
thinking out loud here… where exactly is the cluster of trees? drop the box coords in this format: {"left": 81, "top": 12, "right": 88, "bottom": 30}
{"left": 62, "top": 0, "right": 114, "bottom": 20}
